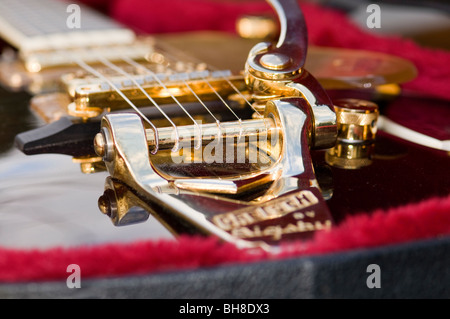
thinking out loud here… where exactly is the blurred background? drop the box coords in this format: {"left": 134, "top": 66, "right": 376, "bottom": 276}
{"left": 313, "top": 0, "right": 450, "bottom": 49}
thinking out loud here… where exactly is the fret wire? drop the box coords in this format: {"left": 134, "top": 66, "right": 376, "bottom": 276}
{"left": 165, "top": 62, "right": 237, "bottom": 143}
{"left": 96, "top": 56, "right": 181, "bottom": 153}
{"left": 71, "top": 56, "right": 161, "bottom": 154}
{"left": 122, "top": 56, "right": 203, "bottom": 151}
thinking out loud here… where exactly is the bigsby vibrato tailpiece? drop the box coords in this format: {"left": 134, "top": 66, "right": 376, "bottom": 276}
{"left": 93, "top": 0, "right": 362, "bottom": 249}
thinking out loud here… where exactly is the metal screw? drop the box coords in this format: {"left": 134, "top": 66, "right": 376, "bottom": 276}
{"left": 98, "top": 194, "right": 111, "bottom": 216}
{"left": 260, "top": 52, "right": 291, "bottom": 70}
{"left": 94, "top": 127, "right": 114, "bottom": 162}
{"left": 98, "top": 189, "right": 117, "bottom": 218}
{"left": 93, "top": 132, "right": 105, "bottom": 157}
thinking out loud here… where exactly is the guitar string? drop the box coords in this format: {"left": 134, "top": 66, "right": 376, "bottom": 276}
{"left": 70, "top": 45, "right": 253, "bottom": 154}
{"left": 136, "top": 62, "right": 225, "bottom": 144}
{"left": 122, "top": 55, "right": 258, "bottom": 150}
{"left": 155, "top": 41, "right": 262, "bottom": 118}
{"left": 71, "top": 56, "right": 162, "bottom": 154}
{"left": 124, "top": 57, "right": 250, "bottom": 147}
{"left": 118, "top": 56, "right": 241, "bottom": 180}
{"left": 73, "top": 54, "right": 226, "bottom": 153}
{"left": 121, "top": 56, "right": 204, "bottom": 151}
{"left": 155, "top": 48, "right": 251, "bottom": 125}
{"left": 148, "top": 47, "right": 258, "bottom": 142}
{"left": 143, "top": 52, "right": 222, "bottom": 125}
{"left": 12, "top": 5, "right": 259, "bottom": 152}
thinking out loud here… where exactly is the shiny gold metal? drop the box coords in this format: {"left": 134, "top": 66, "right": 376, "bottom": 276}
{"left": 93, "top": 0, "right": 338, "bottom": 249}
{"left": 326, "top": 99, "right": 379, "bottom": 169}
{"left": 93, "top": 133, "right": 106, "bottom": 157}
{"left": 243, "top": 1, "right": 337, "bottom": 151}
{"left": 72, "top": 156, "right": 106, "bottom": 174}
{"left": 29, "top": 92, "right": 71, "bottom": 123}
{"left": 96, "top": 96, "right": 335, "bottom": 249}
{"left": 98, "top": 177, "right": 150, "bottom": 226}
{"left": 94, "top": 111, "right": 281, "bottom": 190}
{"left": 70, "top": 73, "right": 246, "bottom": 119}
{"left": 260, "top": 53, "right": 292, "bottom": 70}
{"left": 236, "top": 14, "right": 278, "bottom": 40}
{"left": 22, "top": 40, "right": 153, "bottom": 72}
{"left": 144, "top": 118, "right": 274, "bottom": 153}
{"left": 334, "top": 98, "right": 378, "bottom": 141}
{"left": 325, "top": 143, "right": 374, "bottom": 169}
{"left": 245, "top": 64, "right": 337, "bottom": 149}
{"left": 375, "top": 83, "right": 402, "bottom": 96}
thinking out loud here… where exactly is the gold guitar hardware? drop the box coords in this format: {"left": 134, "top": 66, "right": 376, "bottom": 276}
{"left": 8, "top": 0, "right": 429, "bottom": 250}
{"left": 91, "top": 0, "right": 340, "bottom": 249}
{"left": 72, "top": 156, "right": 106, "bottom": 174}
{"left": 68, "top": 68, "right": 246, "bottom": 120}
{"left": 326, "top": 98, "right": 379, "bottom": 169}
{"left": 0, "top": 0, "right": 449, "bottom": 299}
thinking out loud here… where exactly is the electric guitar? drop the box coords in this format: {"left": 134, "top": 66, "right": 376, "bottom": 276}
{"left": 0, "top": 0, "right": 448, "bottom": 250}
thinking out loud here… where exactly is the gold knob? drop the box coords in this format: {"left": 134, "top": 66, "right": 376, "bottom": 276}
{"left": 334, "top": 98, "right": 378, "bottom": 142}
{"left": 326, "top": 99, "right": 379, "bottom": 169}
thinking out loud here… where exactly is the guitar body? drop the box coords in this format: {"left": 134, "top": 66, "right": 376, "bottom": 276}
{"left": 0, "top": 85, "right": 173, "bottom": 247}
{"left": 0, "top": 0, "right": 449, "bottom": 298}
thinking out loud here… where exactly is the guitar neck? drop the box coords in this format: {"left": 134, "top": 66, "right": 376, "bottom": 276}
{"left": 0, "top": 0, "right": 135, "bottom": 53}
{"left": 0, "top": 0, "right": 158, "bottom": 92}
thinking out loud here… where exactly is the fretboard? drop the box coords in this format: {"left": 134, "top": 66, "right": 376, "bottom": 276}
{"left": 0, "top": 0, "right": 135, "bottom": 53}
